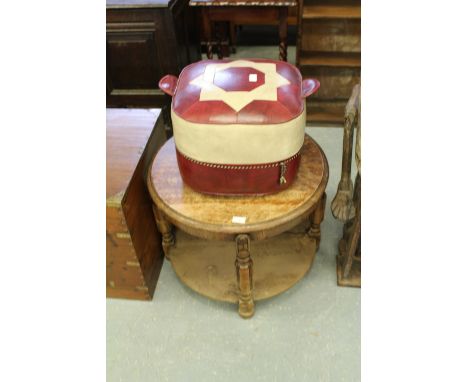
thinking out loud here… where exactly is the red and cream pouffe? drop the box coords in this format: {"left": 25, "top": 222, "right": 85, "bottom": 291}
{"left": 159, "top": 59, "right": 320, "bottom": 195}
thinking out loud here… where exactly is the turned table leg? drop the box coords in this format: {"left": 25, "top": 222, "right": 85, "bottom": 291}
{"left": 343, "top": 174, "right": 361, "bottom": 278}
{"left": 152, "top": 204, "right": 175, "bottom": 261}
{"left": 235, "top": 234, "right": 254, "bottom": 319}
{"left": 229, "top": 22, "right": 237, "bottom": 53}
{"left": 308, "top": 193, "right": 327, "bottom": 250}
{"left": 278, "top": 7, "right": 288, "bottom": 62}
{"left": 201, "top": 9, "right": 213, "bottom": 59}
{"left": 214, "top": 21, "right": 223, "bottom": 59}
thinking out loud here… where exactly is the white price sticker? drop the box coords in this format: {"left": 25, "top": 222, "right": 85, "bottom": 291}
{"left": 232, "top": 216, "right": 247, "bottom": 224}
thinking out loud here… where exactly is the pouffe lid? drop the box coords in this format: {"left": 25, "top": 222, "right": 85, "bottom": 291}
{"left": 159, "top": 59, "right": 320, "bottom": 125}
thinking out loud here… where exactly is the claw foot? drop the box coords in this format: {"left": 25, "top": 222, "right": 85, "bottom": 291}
{"left": 331, "top": 188, "right": 355, "bottom": 222}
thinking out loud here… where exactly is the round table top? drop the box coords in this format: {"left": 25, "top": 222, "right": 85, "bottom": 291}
{"left": 147, "top": 135, "right": 328, "bottom": 241}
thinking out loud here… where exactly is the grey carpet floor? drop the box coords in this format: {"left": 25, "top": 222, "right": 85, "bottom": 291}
{"left": 107, "top": 127, "right": 360, "bottom": 382}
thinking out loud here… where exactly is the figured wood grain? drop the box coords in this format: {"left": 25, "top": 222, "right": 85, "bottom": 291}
{"left": 299, "top": 51, "right": 361, "bottom": 67}
{"left": 302, "top": 5, "right": 360, "bottom": 19}
{"left": 107, "top": 108, "right": 161, "bottom": 198}
{"left": 147, "top": 135, "right": 328, "bottom": 241}
{"left": 301, "top": 19, "right": 360, "bottom": 53}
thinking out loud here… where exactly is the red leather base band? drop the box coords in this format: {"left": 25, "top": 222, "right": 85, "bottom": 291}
{"left": 175, "top": 149, "right": 301, "bottom": 195}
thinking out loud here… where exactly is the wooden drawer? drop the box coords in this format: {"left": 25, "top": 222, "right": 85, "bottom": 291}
{"left": 302, "top": 65, "right": 361, "bottom": 100}
{"left": 306, "top": 99, "right": 348, "bottom": 123}
{"left": 301, "top": 18, "right": 360, "bottom": 53}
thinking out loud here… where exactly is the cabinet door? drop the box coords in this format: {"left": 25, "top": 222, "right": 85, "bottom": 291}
{"left": 106, "top": 23, "right": 165, "bottom": 107}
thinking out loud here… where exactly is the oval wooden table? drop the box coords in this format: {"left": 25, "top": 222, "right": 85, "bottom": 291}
{"left": 147, "top": 135, "right": 329, "bottom": 318}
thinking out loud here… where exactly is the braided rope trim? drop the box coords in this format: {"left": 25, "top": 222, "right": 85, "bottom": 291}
{"left": 190, "top": 2, "right": 296, "bottom": 6}
{"left": 178, "top": 151, "right": 301, "bottom": 170}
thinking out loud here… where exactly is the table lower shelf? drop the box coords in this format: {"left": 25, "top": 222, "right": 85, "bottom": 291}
{"left": 169, "top": 221, "right": 317, "bottom": 303}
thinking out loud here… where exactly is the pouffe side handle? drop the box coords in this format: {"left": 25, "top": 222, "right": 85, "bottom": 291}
{"left": 159, "top": 75, "right": 178, "bottom": 97}
{"left": 301, "top": 79, "right": 320, "bottom": 98}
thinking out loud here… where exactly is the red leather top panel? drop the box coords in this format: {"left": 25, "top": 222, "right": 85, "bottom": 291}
{"left": 172, "top": 59, "right": 304, "bottom": 125}
{"left": 214, "top": 67, "right": 265, "bottom": 91}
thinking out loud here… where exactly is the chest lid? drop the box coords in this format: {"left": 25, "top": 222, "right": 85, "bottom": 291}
{"left": 159, "top": 59, "right": 320, "bottom": 125}
{"left": 106, "top": 108, "right": 160, "bottom": 200}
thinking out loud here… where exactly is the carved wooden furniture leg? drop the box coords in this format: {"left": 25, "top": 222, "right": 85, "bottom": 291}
{"left": 161, "top": 102, "right": 173, "bottom": 138}
{"left": 331, "top": 85, "right": 360, "bottom": 222}
{"left": 152, "top": 204, "right": 175, "bottom": 261}
{"left": 343, "top": 209, "right": 360, "bottom": 278}
{"left": 214, "top": 21, "right": 223, "bottom": 59}
{"left": 229, "top": 22, "right": 237, "bottom": 53}
{"left": 201, "top": 9, "right": 213, "bottom": 59}
{"left": 235, "top": 234, "right": 254, "bottom": 319}
{"left": 278, "top": 7, "right": 288, "bottom": 62}
{"left": 308, "top": 192, "right": 327, "bottom": 250}
{"left": 343, "top": 173, "right": 361, "bottom": 278}
{"left": 337, "top": 172, "right": 361, "bottom": 286}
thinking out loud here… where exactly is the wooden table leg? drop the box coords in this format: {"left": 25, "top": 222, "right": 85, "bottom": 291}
{"left": 331, "top": 95, "right": 358, "bottom": 221}
{"left": 161, "top": 101, "right": 173, "bottom": 138}
{"left": 201, "top": 8, "right": 213, "bottom": 59}
{"left": 235, "top": 234, "right": 254, "bottom": 318}
{"left": 278, "top": 7, "right": 288, "bottom": 62}
{"left": 152, "top": 204, "right": 175, "bottom": 261}
{"left": 229, "top": 22, "right": 237, "bottom": 53}
{"left": 343, "top": 174, "right": 361, "bottom": 278}
{"left": 214, "top": 21, "right": 223, "bottom": 59}
{"left": 308, "top": 192, "right": 327, "bottom": 250}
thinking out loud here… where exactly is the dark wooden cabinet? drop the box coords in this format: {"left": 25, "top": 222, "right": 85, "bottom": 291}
{"left": 106, "top": 0, "right": 200, "bottom": 112}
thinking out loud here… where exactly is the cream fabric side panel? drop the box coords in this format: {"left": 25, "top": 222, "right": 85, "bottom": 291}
{"left": 172, "top": 109, "right": 305, "bottom": 165}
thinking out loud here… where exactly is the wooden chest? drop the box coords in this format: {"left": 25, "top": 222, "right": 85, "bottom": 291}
{"left": 106, "top": 108, "right": 166, "bottom": 300}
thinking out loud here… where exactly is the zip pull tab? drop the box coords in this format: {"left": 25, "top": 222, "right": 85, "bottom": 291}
{"left": 279, "top": 162, "right": 287, "bottom": 185}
